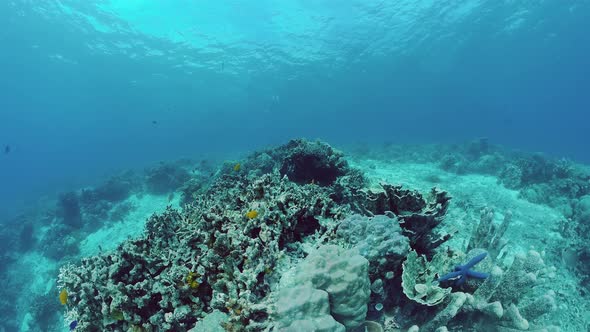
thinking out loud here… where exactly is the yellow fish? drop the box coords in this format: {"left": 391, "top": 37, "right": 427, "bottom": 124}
{"left": 246, "top": 210, "right": 258, "bottom": 219}
{"left": 59, "top": 289, "right": 68, "bottom": 305}
{"left": 233, "top": 163, "right": 241, "bottom": 171}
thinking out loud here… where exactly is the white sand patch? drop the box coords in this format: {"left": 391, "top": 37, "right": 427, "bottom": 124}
{"left": 79, "top": 193, "right": 179, "bottom": 257}
{"left": 9, "top": 252, "right": 58, "bottom": 296}
{"left": 352, "top": 159, "right": 565, "bottom": 254}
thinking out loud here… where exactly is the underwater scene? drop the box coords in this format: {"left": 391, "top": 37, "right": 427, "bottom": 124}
{"left": 1, "top": 1, "right": 589, "bottom": 331}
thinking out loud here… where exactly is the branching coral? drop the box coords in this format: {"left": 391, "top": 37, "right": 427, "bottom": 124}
{"left": 467, "top": 208, "right": 511, "bottom": 259}
{"left": 57, "top": 139, "right": 367, "bottom": 331}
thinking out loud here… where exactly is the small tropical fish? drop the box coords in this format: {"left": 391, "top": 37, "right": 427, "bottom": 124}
{"left": 233, "top": 163, "right": 241, "bottom": 171}
{"left": 3, "top": 145, "right": 10, "bottom": 154}
{"left": 59, "top": 289, "right": 68, "bottom": 305}
{"left": 69, "top": 320, "right": 78, "bottom": 330}
{"left": 246, "top": 210, "right": 258, "bottom": 219}
{"left": 152, "top": 120, "right": 158, "bottom": 125}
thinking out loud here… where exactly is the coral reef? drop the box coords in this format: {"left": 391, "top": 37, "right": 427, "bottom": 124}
{"left": 242, "top": 139, "right": 365, "bottom": 192}
{"left": 276, "top": 139, "right": 350, "bottom": 186}
{"left": 467, "top": 208, "right": 511, "bottom": 259}
{"left": 559, "top": 195, "right": 590, "bottom": 293}
{"left": 145, "top": 161, "right": 191, "bottom": 195}
{"left": 358, "top": 184, "right": 452, "bottom": 257}
{"left": 416, "top": 250, "right": 557, "bottom": 332}
{"left": 58, "top": 140, "right": 370, "bottom": 331}
{"left": 336, "top": 214, "right": 409, "bottom": 278}
{"left": 179, "top": 178, "right": 208, "bottom": 207}
{"left": 54, "top": 139, "right": 565, "bottom": 332}
{"left": 80, "top": 171, "right": 140, "bottom": 206}
{"left": 57, "top": 192, "right": 83, "bottom": 228}
{"left": 56, "top": 139, "right": 450, "bottom": 331}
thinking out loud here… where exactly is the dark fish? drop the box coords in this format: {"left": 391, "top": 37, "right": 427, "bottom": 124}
{"left": 69, "top": 320, "right": 78, "bottom": 330}
{"left": 152, "top": 120, "right": 158, "bottom": 125}
{"left": 3, "top": 145, "right": 10, "bottom": 154}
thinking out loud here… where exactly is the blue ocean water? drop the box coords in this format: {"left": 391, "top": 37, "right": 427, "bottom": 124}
{"left": 1, "top": 0, "right": 589, "bottom": 219}
{"left": 0, "top": 1, "right": 589, "bottom": 331}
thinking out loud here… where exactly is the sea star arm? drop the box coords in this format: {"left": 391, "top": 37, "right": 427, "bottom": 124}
{"left": 437, "top": 251, "right": 489, "bottom": 286}
{"left": 464, "top": 252, "right": 488, "bottom": 269}
{"left": 466, "top": 269, "right": 489, "bottom": 279}
{"left": 437, "top": 270, "right": 463, "bottom": 283}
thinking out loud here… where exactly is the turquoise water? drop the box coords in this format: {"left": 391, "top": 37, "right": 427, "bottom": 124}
{"left": 0, "top": 1, "right": 589, "bottom": 331}
{"left": 1, "top": 1, "right": 589, "bottom": 218}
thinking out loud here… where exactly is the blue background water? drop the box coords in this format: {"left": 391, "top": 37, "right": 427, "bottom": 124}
{"left": 1, "top": 1, "right": 589, "bottom": 220}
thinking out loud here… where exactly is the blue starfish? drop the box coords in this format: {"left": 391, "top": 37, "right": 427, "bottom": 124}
{"left": 437, "top": 252, "right": 489, "bottom": 287}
